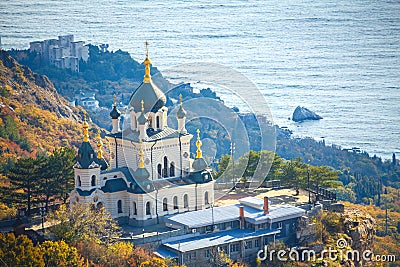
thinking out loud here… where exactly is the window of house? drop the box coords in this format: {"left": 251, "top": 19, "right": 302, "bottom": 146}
{"left": 156, "top": 116, "right": 160, "bottom": 129}
{"left": 183, "top": 194, "right": 188, "bottom": 208}
{"left": 163, "top": 156, "right": 168, "bottom": 177}
{"left": 133, "top": 201, "right": 137, "bottom": 215}
{"left": 230, "top": 243, "right": 239, "bottom": 253}
{"left": 245, "top": 240, "right": 252, "bottom": 249}
{"left": 91, "top": 175, "right": 96, "bottom": 186}
{"left": 204, "top": 249, "right": 210, "bottom": 258}
{"left": 146, "top": 201, "right": 151, "bottom": 215}
{"left": 255, "top": 239, "right": 260, "bottom": 248}
{"left": 173, "top": 196, "right": 178, "bottom": 210}
{"left": 163, "top": 198, "right": 168, "bottom": 211}
{"left": 204, "top": 191, "right": 209, "bottom": 204}
{"left": 96, "top": 202, "right": 103, "bottom": 210}
{"left": 278, "top": 222, "right": 283, "bottom": 229}
{"left": 157, "top": 164, "right": 162, "bottom": 178}
{"left": 77, "top": 175, "right": 81, "bottom": 187}
{"left": 117, "top": 200, "right": 122, "bottom": 213}
{"left": 170, "top": 162, "right": 175, "bottom": 177}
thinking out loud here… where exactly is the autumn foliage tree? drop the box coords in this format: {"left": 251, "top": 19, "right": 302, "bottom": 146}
{"left": 0, "top": 233, "right": 44, "bottom": 267}
{"left": 48, "top": 202, "right": 121, "bottom": 244}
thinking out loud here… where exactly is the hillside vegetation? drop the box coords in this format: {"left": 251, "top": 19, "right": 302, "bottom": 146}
{"left": 0, "top": 50, "right": 88, "bottom": 163}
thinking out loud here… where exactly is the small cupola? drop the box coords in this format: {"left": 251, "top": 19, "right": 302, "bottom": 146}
{"left": 77, "top": 111, "right": 98, "bottom": 169}
{"left": 110, "top": 94, "right": 121, "bottom": 119}
{"left": 192, "top": 129, "right": 208, "bottom": 171}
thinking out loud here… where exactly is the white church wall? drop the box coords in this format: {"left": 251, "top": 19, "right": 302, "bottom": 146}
{"left": 74, "top": 167, "right": 100, "bottom": 190}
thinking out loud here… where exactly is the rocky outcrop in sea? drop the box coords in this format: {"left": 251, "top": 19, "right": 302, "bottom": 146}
{"left": 292, "top": 106, "right": 323, "bottom": 122}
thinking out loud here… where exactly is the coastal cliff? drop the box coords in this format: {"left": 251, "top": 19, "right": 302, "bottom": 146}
{"left": 313, "top": 207, "right": 376, "bottom": 267}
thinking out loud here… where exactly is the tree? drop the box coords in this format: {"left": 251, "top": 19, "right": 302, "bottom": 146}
{"left": 105, "top": 241, "right": 134, "bottom": 267}
{"left": 264, "top": 153, "right": 283, "bottom": 181}
{"left": 48, "top": 203, "right": 121, "bottom": 244}
{"left": 6, "top": 157, "right": 43, "bottom": 215}
{"left": 214, "top": 154, "right": 233, "bottom": 181}
{"left": 280, "top": 158, "right": 307, "bottom": 188}
{"left": 0, "top": 233, "right": 44, "bottom": 267}
{"left": 40, "top": 147, "right": 76, "bottom": 205}
{"left": 139, "top": 257, "right": 168, "bottom": 267}
{"left": 308, "top": 165, "right": 340, "bottom": 188}
{"left": 39, "top": 240, "right": 80, "bottom": 267}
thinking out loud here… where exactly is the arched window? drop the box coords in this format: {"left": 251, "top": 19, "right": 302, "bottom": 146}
{"left": 170, "top": 162, "right": 175, "bottom": 177}
{"left": 184, "top": 194, "right": 188, "bottom": 209}
{"left": 117, "top": 200, "right": 122, "bottom": 213}
{"left": 157, "top": 164, "right": 162, "bottom": 178}
{"left": 146, "top": 201, "right": 151, "bottom": 215}
{"left": 156, "top": 116, "right": 160, "bottom": 129}
{"left": 205, "top": 191, "right": 209, "bottom": 205}
{"left": 97, "top": 202, "right": 103, "bottom": 210}
{"left": 148, "top": 116, "right": 153, "bottom": 128}
{"left": 132, "top": 201, "right": 137, "bottom": 215}
{"left": 173, "top": 196, "right": 178, "bottom": 210}
{"left": 77, "top": 175, "right": 81, "bottom": 187}
{"left": 163, "top": 156, "right": 168, "bottom": 177}
{"left": 163, "top": 198, "right": 168, "bottom": 211}
{"left": 91, "top": 175, "right": 96, "bottom": 186}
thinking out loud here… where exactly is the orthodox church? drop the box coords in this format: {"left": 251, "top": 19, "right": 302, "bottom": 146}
{"left": 70, "top": 44, "right": 214, "bottom": 226}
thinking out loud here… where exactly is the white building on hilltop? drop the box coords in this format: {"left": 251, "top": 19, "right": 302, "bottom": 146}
{"left": 70, "top": 45, "right": 214, "bottom": 226}
{"left": 29, "top": 35, "right": 89, "bottom": 72}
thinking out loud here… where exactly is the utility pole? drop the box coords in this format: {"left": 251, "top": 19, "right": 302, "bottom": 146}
{"left": 307, "top": 168, "right": 311, "bottom": 204}
{"left": 40, "top": 203, "right": 46, "bottom": 235}
{"left": 231, "top": 142, "right": 235, "bottom": 188}
{"left": 211, "top": 203, "right": 215, "bottom": 231}
{"left": 385, "top": 208, "right": 388, "bottom": 236}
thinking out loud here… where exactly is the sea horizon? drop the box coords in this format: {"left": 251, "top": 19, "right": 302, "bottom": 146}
{"left": 1, "top": 0, "right": 399, "bottom": 159}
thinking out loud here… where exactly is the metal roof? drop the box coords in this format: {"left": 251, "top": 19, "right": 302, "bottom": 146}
{"left": 76, "top": 188, "right": 95, "bottom": 196}
{"left": 244, "top": 204, "right": 306, "bottom": 224}
{"left": 154, "top": 247, "right": 178, "bottom": 259}
{"left": 165, "top": 205, "right": 240, "bottom": 228}
{"left": 239, "top": 196, "right": 267, "bottom": 210}
{"left": 101, "top": 178, "right": 127, "bottom": 193}
{"left": 107, "top": 127, "right": 189, "bottom": 142}
{"left": 165, "top": 197, "right": 305, "bottom": 228}
{"left": 163, "top": 228, "right": 280, "bottom": 253}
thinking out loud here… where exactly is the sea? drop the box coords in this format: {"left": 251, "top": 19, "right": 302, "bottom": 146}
{"left": 1, "top": 0, "right": 399, "bottom": 159}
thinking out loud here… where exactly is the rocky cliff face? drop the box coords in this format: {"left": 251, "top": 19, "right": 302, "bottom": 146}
{"left": 342, "top": 208, "right": 375, "bottom": 267}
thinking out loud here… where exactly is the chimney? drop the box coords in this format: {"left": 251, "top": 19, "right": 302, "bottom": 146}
{"left": 264, "top": 196, "right": 269, "bottom": 214}
{"left": 239, "top": 206, "right": 244, "bottom": 229}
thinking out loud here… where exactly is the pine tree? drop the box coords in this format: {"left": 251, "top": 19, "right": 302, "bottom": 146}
{"left": 7, "top": 157, "right": 42, "bottom": 215}
{"left": 37, "top": 147, "right": 76, "bottom": 208}
{"left": 51, "top": 147, "right": 76, "bottom": 204}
